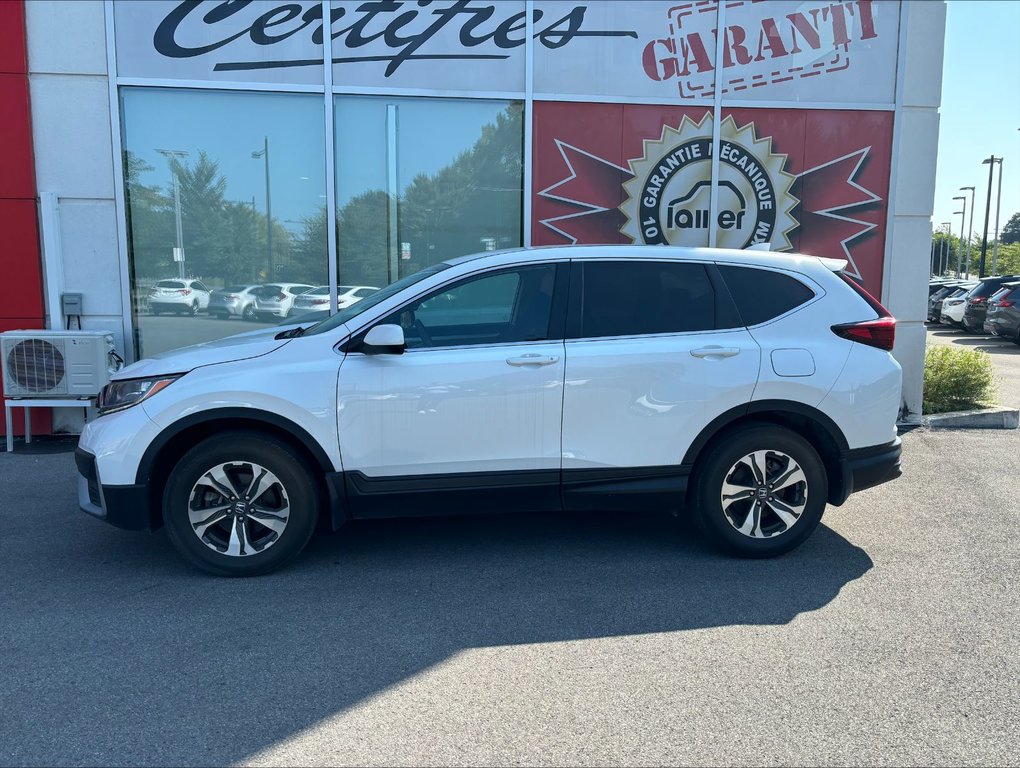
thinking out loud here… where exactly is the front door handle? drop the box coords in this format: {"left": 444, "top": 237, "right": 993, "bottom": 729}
{"left": 690, "top": 346, "right": 740, "bottom": 359}
{"left": 506, "top": 354, "right": 559, "bottom": 367}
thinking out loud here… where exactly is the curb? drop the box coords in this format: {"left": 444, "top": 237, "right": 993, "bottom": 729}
{"left": 923, "top": 407, "right": 1020, "bottom": 430}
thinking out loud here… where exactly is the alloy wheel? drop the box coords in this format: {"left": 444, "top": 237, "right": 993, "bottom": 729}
{"left": 187, "top": 461, "right": 290, "bottom": 557}
{"left": 720, "top": 450, "right": 808, "bottom": 539}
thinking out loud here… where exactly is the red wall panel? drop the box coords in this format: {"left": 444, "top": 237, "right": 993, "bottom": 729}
{"left": 0, "top": 1, "right": 46, "bottom": 439}
{"left": 0, "top": 0, "right": 28, "bottom": 75}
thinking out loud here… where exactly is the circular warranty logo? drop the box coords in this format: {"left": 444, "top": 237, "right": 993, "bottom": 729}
{"left": 621, "top": 114, "right": 798, "bottom": 250}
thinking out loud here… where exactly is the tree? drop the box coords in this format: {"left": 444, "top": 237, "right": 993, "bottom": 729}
{"left": 1001, "top": 212, "right": 1020, "bottom": 245}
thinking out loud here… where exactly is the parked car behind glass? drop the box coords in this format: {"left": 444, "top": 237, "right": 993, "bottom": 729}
{"left": 148, "top": 279, "right": 211, "bottom": 316}
{"left": 208, "top": 285, "right": 260, "bottom": 321}
{"left": 252, "top": 283, "right": 315, "bottom": 320}
{"left": 290, "top": 285, "right": 379, "bottom": 316}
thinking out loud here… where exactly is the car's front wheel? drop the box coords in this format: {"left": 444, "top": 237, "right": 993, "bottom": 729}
{"left": 163, "top": 431, "right": 320, "bottom": 576}
{"left": 693, "top": 424, "right": 827, "bottom": 558}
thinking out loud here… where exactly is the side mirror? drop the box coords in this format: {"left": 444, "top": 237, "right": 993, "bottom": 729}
{"left": 362, "top": 323, "right": 406, "bottom": 354}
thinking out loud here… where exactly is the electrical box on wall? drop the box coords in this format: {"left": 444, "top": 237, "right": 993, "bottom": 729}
{"left": 61, "top": 292, "right": 83, "bottom": 317}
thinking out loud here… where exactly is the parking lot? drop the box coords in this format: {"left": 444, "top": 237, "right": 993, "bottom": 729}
{"left": 1, "top": 419, "right": 1018, "bottom": 766}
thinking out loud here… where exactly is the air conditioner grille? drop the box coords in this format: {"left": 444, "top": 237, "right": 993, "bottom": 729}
{"left": 6, "top": 339, "right": 66, "bottom": 393}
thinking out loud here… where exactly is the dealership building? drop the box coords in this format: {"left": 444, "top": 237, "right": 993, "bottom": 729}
{"left": 1, "top": 0, "right": 946, "bottom": 437}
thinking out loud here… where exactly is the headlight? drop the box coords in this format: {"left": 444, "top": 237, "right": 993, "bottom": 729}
{"left": 97, "top": 375, "right": 181, "bottom": 415}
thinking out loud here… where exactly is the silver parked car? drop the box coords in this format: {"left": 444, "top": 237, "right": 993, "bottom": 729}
{"left": 252, "top": 283, "right": 315, "bottom": 320}
{"left": 208, "top": 285, "right": 260, "bottom": 320}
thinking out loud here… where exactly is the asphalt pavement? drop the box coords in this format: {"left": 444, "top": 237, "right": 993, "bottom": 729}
{"left": 1, "top": 425, "right": 1018, "bottom": 767}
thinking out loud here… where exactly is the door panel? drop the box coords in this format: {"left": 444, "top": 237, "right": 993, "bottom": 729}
{"left": 561, "top": 331, "right": 760, "bottom": 469}
{"left": 337, "top": 343, "right": 565, "bottom": 477}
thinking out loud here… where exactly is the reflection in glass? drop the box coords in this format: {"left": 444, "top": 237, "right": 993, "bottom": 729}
{"left": 121, "top": 88, "right": 327, "bottom": 357}
{"left": 334, "top": 96, "right": 524, "bottom": 290}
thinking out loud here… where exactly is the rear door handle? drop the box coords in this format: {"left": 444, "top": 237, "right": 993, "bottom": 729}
{"left": 690, "top": 346, "right": 740, "bottom": 359}
{"left": 506, "top": 354, "right": 559, "bottom": 367}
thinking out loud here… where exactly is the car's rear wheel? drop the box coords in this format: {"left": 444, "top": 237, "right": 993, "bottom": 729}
{"left": 693, "top": 424, "right": 827, "bottom": 558}
{"left": 188, "top": 301, "right": 199, "bottom": 316}
{"left": 163, "top": 431, "right": 319, "bottom": 576}
{"left": 242, "top": 303, "right": 255, "bottom": 321}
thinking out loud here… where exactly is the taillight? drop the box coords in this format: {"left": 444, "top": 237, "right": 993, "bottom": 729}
{"left": 276, "top": 293, "right": 286, "bottom": 301}
{"left": 224, "top": 294, "right": 238, "bottom": 300}
{"left": 831, "top": 317, "right": 896, "bottom": 351}
{"left": 178, "top": 289, "right": 191, "bottom": 296}
{"left": 999, "top": 300, "right": 1015, "bottom": 308}
{"left": 969, "top": 296, "right": 985, "bottom": 304}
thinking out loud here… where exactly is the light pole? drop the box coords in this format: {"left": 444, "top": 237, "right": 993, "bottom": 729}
{"left": 960, "top": 185, "right": 975, "bottom": 278}
{"left": 156, "top": 148, "right": 189, "bottom": 279}
{"left": 953, "top": 209, "right": 965, "bottom": 278}
{"left": 978, "top": 155, "right": 1001, "bottom": 278}
{"left": 991, "top": 157, "right": 1004, "bottom": 275}
{"left": 952, "top": 196, "right": 967, "bottom": 277}
{"left": 942, "top": 221, "right": 950, "bottom": 275}
{"left": 252, "top": 137, "right": 273, "bottom": 279}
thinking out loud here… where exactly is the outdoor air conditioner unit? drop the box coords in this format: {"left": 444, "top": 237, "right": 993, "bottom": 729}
{"left": 1, "top": 330, "right": 121, "bottom": 399}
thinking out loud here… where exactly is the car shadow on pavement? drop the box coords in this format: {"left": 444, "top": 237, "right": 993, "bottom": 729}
{"left": 0, "top": 479, "right": 873, "bottom": 767}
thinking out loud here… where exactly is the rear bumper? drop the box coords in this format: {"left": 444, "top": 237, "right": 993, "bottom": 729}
{"left": 832, "top": 437, "right": 902, "bottom": 505}
{"left": 75, "top": 447, "right": 155, "bottom": 531}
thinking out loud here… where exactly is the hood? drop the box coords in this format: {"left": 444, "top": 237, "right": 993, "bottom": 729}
{"left": 113, "top": 327, "right": 289, "bottom": 379}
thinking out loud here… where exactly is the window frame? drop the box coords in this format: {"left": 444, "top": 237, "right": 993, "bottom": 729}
{"left": 348, "top": 261, "right": 570, "bottom": 354}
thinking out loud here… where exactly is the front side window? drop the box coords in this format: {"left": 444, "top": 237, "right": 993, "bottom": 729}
{"left": 578, "top": 261, "right": 717, "bottom": 339}
{"left": 379, "top": 265, "right": 557, "bottom": 350}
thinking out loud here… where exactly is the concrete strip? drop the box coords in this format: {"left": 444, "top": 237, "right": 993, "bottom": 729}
{"left": 924, "top": 406, "right": 1020, "bottom": 429}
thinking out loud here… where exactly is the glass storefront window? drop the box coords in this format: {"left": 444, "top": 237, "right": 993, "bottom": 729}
{"left": 121, "top": 88, "right": 328, "bottom": 356}
{"left": 334, "top": 96, "right": 524, "bottom": 290}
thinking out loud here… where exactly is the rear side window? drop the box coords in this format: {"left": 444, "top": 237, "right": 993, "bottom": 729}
{"left": 717, "top": 265, "right": 815, "bottom": 326}
{"left": 578, "top": 261, "right": 716, "bottom": 338}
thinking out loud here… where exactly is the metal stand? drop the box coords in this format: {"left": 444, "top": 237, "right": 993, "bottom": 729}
{"left": 4, "top": 399, "right": 95, "bottom": 452}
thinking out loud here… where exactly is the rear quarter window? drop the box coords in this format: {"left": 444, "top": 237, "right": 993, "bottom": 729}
{"left": 717, "top": 265, "right": 815, "bottom": 326}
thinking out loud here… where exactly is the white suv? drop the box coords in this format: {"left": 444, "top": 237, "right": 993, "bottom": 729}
{"left": 147, "top": 279, "right": 212, "bottom": 316}
{"left": 77, "top": 246, "right": 902, "bottom": 576}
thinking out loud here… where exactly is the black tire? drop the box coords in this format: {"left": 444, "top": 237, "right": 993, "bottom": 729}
{"left": 242, "top": 303, "right": 255, "bottom": 321}
{"left": 188, "top": 301, "right": 199, "bottom": 316}
{"left": 163, "top": 431, "right": 320, "bottom": 576}
{"left": 693, "top": 424, "right": 828, "bottom": 558}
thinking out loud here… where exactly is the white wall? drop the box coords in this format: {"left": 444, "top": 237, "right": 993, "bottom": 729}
{"left": 24, "top": 0, "right": 946, "bottom": 432}
{"left": 26, "top": 0, "right": 124, "bottom": 432}
{"left": 885, "top": 0, "right": 947, "bottom": 422}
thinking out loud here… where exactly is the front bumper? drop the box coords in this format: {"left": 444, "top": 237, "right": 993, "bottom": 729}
{"left": 833, "top": 437, "right": 902, "bottom": 504}
{"left": 75, "top": 447, "right": 155, "bottom": 530}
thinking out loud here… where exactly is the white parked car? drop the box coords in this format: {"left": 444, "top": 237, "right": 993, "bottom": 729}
{"left": 290, "top": 285, "right": 379, "bottom": 315}
{"left": 147, "top": 279, "right": 212, "bottom": 316}
{"left": 940, "top": 292, "right": 970, "bottom": 326}
{"left": 77, "top": 246, "right": 902, "bottom": 576}
{"left": 251, "top": 283, "right": 315, "bottom": 320}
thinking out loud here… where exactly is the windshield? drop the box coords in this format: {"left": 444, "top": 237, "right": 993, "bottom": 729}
{"left": 303, "top": 263, "right": 453, "bottom": 336}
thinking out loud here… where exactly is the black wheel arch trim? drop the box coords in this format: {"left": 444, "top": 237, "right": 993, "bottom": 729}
{"left": 681, "top": 400, "right": 852, "bottom": 505}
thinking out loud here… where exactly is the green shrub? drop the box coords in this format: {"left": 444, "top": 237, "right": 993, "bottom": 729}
{"left": 923, "top": 346, "right": 997, "bottom": 414}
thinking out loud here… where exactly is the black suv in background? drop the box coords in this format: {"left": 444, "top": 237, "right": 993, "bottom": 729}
{"left": 962, "top": 275, "right": 1020, "bottom": 333}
